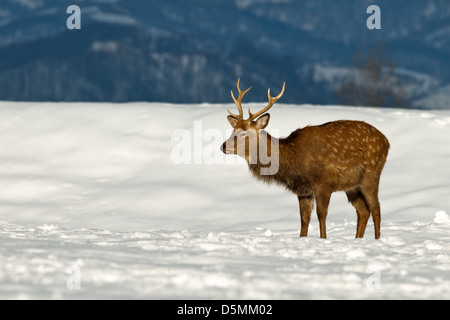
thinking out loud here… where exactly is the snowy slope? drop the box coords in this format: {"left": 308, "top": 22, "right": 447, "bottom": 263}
{"left": 0, "top": 101, "right": 449, "bottom": 299}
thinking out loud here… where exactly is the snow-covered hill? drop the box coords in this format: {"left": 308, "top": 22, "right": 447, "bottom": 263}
{"left": 0, "top": 102, "right": 449, "bottom": 299}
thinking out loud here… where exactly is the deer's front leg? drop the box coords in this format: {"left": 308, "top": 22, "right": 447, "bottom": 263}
{"left": 298, "top": 195, "right": 314, "bottom": 237}
{"left": 315, "top": 191, "right": 331, "bottom": 239}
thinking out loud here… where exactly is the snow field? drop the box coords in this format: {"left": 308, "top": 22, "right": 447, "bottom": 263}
{"left": 1, "top": 217, "right": 449, "bottom": 299}
{"left": 0, "top": 102, "right": 449, "bottom": 299}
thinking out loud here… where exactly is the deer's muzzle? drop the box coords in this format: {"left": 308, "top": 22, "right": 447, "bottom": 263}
{"left": 220, "top": 142, "right": 234, "bottom": 154}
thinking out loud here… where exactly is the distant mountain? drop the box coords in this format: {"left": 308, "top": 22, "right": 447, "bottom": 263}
{"left": 0, "top": 0, "right": 448, "bottom": 108}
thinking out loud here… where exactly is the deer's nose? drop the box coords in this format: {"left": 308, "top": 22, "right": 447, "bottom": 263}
{"left": 221, "top": 142, "right": 234, "bottom": 154}
{"left": 220, "top": 142, "right": 226, "bottom": 154}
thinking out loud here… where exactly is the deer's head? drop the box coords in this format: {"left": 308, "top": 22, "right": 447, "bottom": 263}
{"left": 221, "top": 78, "right": 285, "bottom": 163}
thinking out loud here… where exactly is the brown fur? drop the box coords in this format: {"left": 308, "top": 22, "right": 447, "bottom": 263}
{"left": 222, "top": 80, "right": 389, "bottom": 239}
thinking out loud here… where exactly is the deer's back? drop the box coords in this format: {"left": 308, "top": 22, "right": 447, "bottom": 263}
{"left": 281, "top": 120, "right": 389, "bottom": 192}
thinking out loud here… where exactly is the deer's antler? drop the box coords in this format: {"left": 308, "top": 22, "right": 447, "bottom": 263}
{"left": 228, "top": 78, "right": 252, "bottom": 120}
{"left": 248, "top": 82, "right": 285, "bottom": 121}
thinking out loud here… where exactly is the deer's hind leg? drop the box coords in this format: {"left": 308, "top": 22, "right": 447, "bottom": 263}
{"left": 346, "top": 188, "right": 371, "bottom": 238}
{"left": 361, "top": 185, "right": 381, "bottom": 239}
{"left": 360, "top": 173, "right": 382, "bottom": 239}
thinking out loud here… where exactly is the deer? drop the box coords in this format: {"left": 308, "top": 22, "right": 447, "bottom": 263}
{"left": 221, "top": 78, "right": 390, "bottom": 239}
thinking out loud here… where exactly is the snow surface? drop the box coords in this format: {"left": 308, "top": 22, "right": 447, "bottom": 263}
{"left": 0, "top": 101, "right": 449, "bottom": 299}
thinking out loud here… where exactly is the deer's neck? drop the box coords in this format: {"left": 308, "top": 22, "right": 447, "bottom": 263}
{"left": 247, "top": 132, "right": 282, "bottom": 180}
{"left": 247, "top": 133, "right": 311, "bottom": 195}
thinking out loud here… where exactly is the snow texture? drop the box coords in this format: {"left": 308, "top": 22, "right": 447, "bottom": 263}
{"left": 0, "top": 102, "right": 449, "bottom": 299}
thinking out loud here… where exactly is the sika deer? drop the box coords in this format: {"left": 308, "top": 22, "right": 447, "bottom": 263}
{"left": 221, "top": 78, "right": 390, "bottom": 239}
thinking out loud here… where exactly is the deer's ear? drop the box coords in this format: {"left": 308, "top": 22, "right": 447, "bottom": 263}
{"left": 255, "top": 114, "right": 270, "bottom": 130}
{"left": 227, "top": 115, "right": 239, "bottom": 127}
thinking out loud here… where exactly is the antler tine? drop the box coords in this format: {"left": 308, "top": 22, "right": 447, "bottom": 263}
{"left": 248, "top": 82, "right": 285, "bottom": 121}
{"left": 228, "top": 78, "right": 252, "bottom": 120}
